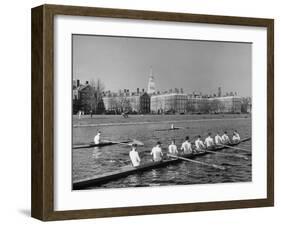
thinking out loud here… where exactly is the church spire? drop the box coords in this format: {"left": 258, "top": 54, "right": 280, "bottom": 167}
{"left": 147, "top": 66, "right": 156, "bottom": 94}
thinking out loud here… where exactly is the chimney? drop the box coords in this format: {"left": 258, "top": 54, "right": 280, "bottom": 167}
{"left": 85, "top": 81, "right": 89, "bottom": 85}
{"left": 137, "top": 88, "right": 139, "bottom": 94}
{"left": 76, "top": 79, "right": 80, "bottom": 87}
{"left": 142, "top": 88, "right": 145, "bottom": 93}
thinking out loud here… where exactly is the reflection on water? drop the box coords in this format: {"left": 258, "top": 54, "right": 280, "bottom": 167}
{"left": 73, "top": 117, "right": 252, "bottom": 189}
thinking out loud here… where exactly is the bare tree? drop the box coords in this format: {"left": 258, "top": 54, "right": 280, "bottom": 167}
{"left": 118, "top": 96, "right": 132, "bottom": 113}
{"left": 185, "top": 99, "right": 195, "bottom": 113}
{"left": 89, "top": 79, "right": 105, "bottom": 114}
{"left": 217, "top": 101, "right": 225, "bottom": 113}
{"left": 109, "top": 97, "right": 119, "bottom": 114}
{"left": 241, "top": 97, "right": 250, "bottom": 113}
{"left": 198, "top": 100, "right": 211, "bottom": 113}
{"left": 210, "top": 99, "right": 219, "bottom": 113}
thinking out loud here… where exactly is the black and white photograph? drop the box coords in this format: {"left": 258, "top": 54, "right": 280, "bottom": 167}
{"left": 72, "top": 34, "right": 252, "bottom": 190}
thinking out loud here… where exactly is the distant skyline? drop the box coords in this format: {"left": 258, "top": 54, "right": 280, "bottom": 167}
{"left": 73, "top": 35, "right": 252, "bottom": 97}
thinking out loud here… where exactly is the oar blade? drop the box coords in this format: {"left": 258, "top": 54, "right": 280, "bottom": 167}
{"left": 212, "top": 164, "right": 226, "bottom": 170}
{"left": 130, "top": 139, "right": 144, "bottom": 146}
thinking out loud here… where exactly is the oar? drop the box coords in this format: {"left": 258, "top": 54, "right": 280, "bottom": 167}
{"left": 204, "top": 150, "right": 248, "bottom": 160}
{"left": 129, "top": 139, "right": 144, "bottom": 146}
{"left": 174, "top": 126, "right": 186, "bottom": 129}
{"left": 103, "top": 139, "right": 144, "bottom": 146}
{"left": 167, "top": 154, "right": 225, "bottom": 170}
{"left": 220, "top": 144, "right": 251, "bottom": 152}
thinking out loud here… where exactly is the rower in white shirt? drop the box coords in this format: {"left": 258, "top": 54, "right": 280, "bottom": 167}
{"left": 204, "top": 133, "right": 215, "bottom": 149}
{"left": 129, "top": 143, "right": 141, "bottom": 167}
{"left": 215, "top": 132, "right": 223, "bottom": 145}
{"left": 168, "top": 139, "right": 178, "bottom": 155}
{"left": 151, "top": 141, "right": 164, "bottom": 162}
{"left": 195, "top": 135, "right": 205, "bottom": 152}
{"left": 221, "top": 131, "right": 230, "bottom": 144}
{"left": 181, "top": 136, "right": 193, "bottom": 154}
{"left": 94, "top": 131, "right": 101, "bottom": 144}
{"left": 232, "top": 130, "right": 241, "bottom": 143}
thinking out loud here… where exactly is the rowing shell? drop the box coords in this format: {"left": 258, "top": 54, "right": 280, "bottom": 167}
{"left": 154, "top": 128, "right": 181, "bottom": 131}
{"left": 73, "top": 140, "right": 132, "bottom": 149}
{"left": 73, "top": 137, "right": 251, "bottom": 189}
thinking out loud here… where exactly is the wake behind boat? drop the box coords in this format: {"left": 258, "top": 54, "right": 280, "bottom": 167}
{"left": 73, "top": 137, "right": 251, "bottom": 189}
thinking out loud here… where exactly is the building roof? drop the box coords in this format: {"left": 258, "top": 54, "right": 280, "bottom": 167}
{"left": 73, "top": 84, "right": 90, "bottom": 92}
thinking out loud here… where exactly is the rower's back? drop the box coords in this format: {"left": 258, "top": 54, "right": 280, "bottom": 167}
{"left": 168, "top": 141, "right": 178, "bottom": 155}
{"left": 151, "top": 145, "right": 163, "bottom": 162}
{"left": 94, "top": 132, "right": 101, "bottom": 144}
{"left": 181, "top": 140, "right": 192, "bottom": 154}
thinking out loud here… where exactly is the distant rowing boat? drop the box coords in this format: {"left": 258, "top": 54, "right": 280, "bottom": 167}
{"left": 73, "top": 137, "right": 251, "bottom": 189}
{"left": 73, "top": 140, "right": 132, "bottom": 149}
{"left": 154, "top": 127, "right": 181, "bottom": 131}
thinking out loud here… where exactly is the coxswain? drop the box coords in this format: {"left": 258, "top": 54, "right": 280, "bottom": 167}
{"left": 221, "top": 131, "right": 230, "bottom": 144}
{"left": 151, "top": 141, "right": 164, "bottom": 162}
{"left": 204, "top": 132, "right": 215, "bottom": 149}
{"left": 129, "top": 143, "right": 141, "bottom": 167}
{"left": 168, "top": 139, "right": 178, "bottom": 155}
{"left": 94, "top": 131, "right": 101, "bottom": 144}
{"left": 232, "top": 130, "right": 241, "bottom": 143}
{"left": 181, "top": 136, "right": 193, "bottom": 154}
{"left": 215, "top": 132, "right": 223, "bottom": 145}
{"left": 195, "top": 135, "right": 206, "bottom": 152}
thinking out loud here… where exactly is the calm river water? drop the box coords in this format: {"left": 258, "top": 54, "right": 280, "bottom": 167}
{"left": 72, "top": 115, "right": 252, "bottom": 189}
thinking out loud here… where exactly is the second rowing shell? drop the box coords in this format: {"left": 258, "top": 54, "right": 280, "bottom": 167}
{"left": 73, "top": 140, "right": 132, "bottom": 149}
{"left": 154, "top": 128, "right": 181, "bottom": 131}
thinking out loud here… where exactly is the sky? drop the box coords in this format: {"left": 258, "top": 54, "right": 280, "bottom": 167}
{"left": 73, "top": 35, "right": 252, "bottom": 97}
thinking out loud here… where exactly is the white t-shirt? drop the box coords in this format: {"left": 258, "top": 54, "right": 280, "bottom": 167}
{"left": 221, "top": 134, "right": 230, "bottom": 144}
{"left": 215, "top": 135, "right": 223, "bottom": 145}
{"left": 151, "top": 146, "right": 163, "bottom": 161}
{"left": 195, "top": 139, "right": 205, "bottom": 150}
{"left": 129, "top": 149, "right": 141, "bottom": 167}
{"left": 205, "top": 136, "right": 214, "bottom": 148}
{"left": 168, "top": 144, "right": 178, "bottom": 155}
{"left": 181, "top": 141, "right": 192, "bottom": 154}
{"left": 94, "top": 134, "right": 101, "bottom": 144}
